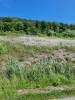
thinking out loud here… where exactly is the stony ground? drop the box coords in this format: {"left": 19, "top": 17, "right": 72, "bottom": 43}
{"left": 0, "top": 36, "right": 75, "bottom": 46}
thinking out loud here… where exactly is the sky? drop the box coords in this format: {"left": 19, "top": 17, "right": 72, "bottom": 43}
{"left": 0, "top": 0, "right": 75, "bottom": 23}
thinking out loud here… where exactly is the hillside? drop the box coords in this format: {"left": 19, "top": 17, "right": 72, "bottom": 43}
{"left": 0, "top": 17, "right": 75, "bottom": 38}
{"left": 0, "top": 42, "right": 75, "bottom": 99}
{"left": 0, "top": 17, "right": 75, "bottom": 100}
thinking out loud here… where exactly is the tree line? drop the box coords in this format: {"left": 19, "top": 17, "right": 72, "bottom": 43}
{"left": 0, "top": 17, "right": 75, "bottom": 37}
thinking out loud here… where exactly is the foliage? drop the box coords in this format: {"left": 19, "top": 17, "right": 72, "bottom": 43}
{"left": 5, "top": 59, "right": 75, "bottom": 88}
{"left": 0, "top": 17, "right": 75, "bottom": 37}
{"left": 0, "top": 58, "right": 75, "bottom": 99}
{"left": 0, "top": 43, "right": 75, "bottom": 99}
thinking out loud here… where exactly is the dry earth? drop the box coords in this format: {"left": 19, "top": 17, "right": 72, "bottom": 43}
{"left": 0, "top": 36, "right": 75, "bottom": 46}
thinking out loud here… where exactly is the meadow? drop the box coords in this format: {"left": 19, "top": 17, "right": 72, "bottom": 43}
{"left": 0, "top": 42, "right": 75, "bottom": 99}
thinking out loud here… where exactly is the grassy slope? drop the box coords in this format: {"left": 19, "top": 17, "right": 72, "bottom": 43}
{"left": 1, "top": 31, "right": 75, "bottom": 40}
{"left": 0, "top": 42, "right": 75, "bottom": 99}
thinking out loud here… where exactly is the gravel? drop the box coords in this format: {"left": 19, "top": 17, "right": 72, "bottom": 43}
{"left": 0, "top": 36, "right": 75, "bottom": 46}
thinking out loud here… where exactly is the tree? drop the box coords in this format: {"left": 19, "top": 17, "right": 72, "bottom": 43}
{"left": 3, "top": 23, "right": 12, "bottom": 32}
{"left": 14, "top": 22, "right": 23, "bottom": 31}
{"left": 47, "top": 22, "right": 52, "bottom": 29}
{"left": 1, "top": 17, "right": 12, "bottom": 22}
{"left": 23, "top": 22, "right": 28, "bottom": 32}
{"left": 35, "top": 21, "right": 40, "bottom": 29}
{"left": 0, "top": 22, "right": 4, "bottom": 31}
{"left": 51, "top": 22, "right": 58, "bottom": 32}
{"left": 69, "top": 24, "right": 75, "bottom": 30}
{"left": 59, "top": 23, "right": 66, "bottom": 33}
{"left": 40, "top": 21, "right": 47, "bottom": 31}
{"left": 30, "top": 27, "right": 37, "bottom": 35}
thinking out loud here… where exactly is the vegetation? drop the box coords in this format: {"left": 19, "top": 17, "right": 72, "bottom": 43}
{"left": 0, "top": 58, "right": 75, "bottom": 99}
{"left": 0, "top": 17, "right": 75, "bottom": 99}
{"left": 0, "top": 17, "right": 75, "bottom": 37}
{"left": 0, "top": 42, "right": 75, "bottom": 99}
{"left": 5, "top": 59, "right": 75, "bottom": 88}
{"left": 17, "top": 89, "right": 75, "bottom": 100}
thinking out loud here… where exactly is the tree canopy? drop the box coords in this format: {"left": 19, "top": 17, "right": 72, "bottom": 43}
{"left": 0, "top": 17, "right": 75, "bottom": 38}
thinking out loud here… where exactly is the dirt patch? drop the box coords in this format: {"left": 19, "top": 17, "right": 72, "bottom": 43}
{"left": 0, "top": 48, "right": 75, "bottom": 70}
{"left": 0, "top": 36, "right": 75, "bottom": 46}
{"left": 17, "top": 85, "right": 75, "bottom": 95}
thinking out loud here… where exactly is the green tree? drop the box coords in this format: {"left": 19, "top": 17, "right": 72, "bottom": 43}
{"left": 35, "top": 21, "right": 40, "bottom": 29}
{"left": 59, "top": 23, "right": 66, "bottom": 33}
{"left": 1, "top": 17, "right": 12, "bottom": 22}
{"left": 14, "top": 22, "right": 23, "bottom": 31}
{"left": 40, "top": 21, "right": 47, "bottom": 31}
{"left": 3, "top": 23, "right": 12, "bottom": 32}
{"left": 23, "top": 22, "right": 28, "bottom": 32}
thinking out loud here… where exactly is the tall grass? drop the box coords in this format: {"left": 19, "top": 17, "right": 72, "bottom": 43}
{"left": 0, "top": 43, "right": 75, "bottom": 99}
{"left": 0, "top": 58, "right": 75, "bottom": 99}
{"left": 5, "top": 59, "right": 75, "bottom": 88}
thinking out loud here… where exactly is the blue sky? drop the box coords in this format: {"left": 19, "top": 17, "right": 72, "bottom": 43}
{"left": 0, "top": 0, "right": 75, "bottom": 23}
